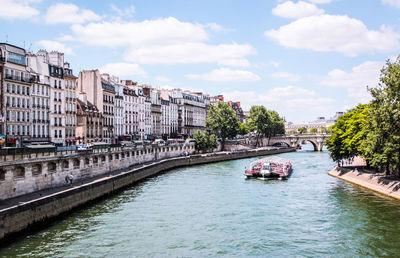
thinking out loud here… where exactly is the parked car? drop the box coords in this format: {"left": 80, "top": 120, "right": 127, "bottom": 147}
{"left": 120, "top": 141, "right": 134, "bottom": 149}
{"left": 76, "top": 144, "right": 88, "bottom": 151}
{"left": 166, "top": 139, "right": 180, "bottom": 146}
{"left": 134, "top": 140, "right": 144, "bottom": 149}
{"left": 153, "top": 139, "right": 166, "bottom": 146}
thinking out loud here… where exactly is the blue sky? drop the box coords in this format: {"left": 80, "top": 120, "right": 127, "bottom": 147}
{"left": 2, "top": 0, "right": 400, "bottom": 123}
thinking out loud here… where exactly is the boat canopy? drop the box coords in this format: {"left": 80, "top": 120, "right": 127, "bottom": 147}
{"left": 249, "top": 156, "right": 291, "bottom": 167}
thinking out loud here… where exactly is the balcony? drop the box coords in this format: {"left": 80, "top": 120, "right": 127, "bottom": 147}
{"left": 5, "top": 74, "right": 30, "bottom": 83}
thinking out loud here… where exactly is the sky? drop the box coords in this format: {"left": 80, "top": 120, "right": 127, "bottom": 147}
{"left": 1, "top": 0, "right": 400, "bottom": 123}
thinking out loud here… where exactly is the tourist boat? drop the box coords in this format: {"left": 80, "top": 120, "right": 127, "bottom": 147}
{"left": 244, "top": 156, "right": 293, "bottom": 180}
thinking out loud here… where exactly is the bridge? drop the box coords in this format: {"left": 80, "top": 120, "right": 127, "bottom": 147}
{"left": 269, "top": 134, "right": 331, "bottom": 152}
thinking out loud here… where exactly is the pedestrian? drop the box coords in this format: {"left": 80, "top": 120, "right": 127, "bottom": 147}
{"left": 68, "top": 174, "right": 74, "bottom": 185}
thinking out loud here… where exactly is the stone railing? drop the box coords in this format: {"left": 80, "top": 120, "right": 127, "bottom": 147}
{"left": 0, "top": 143, "right": 195, "bottom": 200}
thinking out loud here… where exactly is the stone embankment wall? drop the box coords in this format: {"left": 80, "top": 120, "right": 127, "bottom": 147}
{"left": 0, "top": 147, "right": 294, "bottom": 242}
{"left": 329, "top": 167, "right": 400, "bottom": 200}
{"left": 0, "top": 144, "right": 195, "bottom": 200}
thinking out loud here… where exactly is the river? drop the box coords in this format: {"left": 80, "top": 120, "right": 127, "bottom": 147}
{"left": 2, "top": 145, "right": 400, "bottom": 257}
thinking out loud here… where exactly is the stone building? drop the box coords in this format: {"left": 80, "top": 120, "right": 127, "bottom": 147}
{"left": 76, "top": 93, "right": 103, "bottom": 144}
{"left": 169, "top": 95, "right": 179, "bottom": 137}
{"left": 0, "top": 43, "right": 31, "bottom": 147}
{"left": 103, "top": 74, "right": 124, "bottom": 142}
{"left": 150, "top": 89, "right": 161, "bottom": 137}
{"left": 160, "top": 97, "right": 170, "bottom": 137}
{"left": 26, "top": 53, "right": 51, "bottom": 144}
{"left": 36, "top": 50, "right": 66, "bottom": 146}
{"left": 77, "top": 70, "right": 115, "bottom": 143}
{"left": 122, "top": 84, "right": 138, "bottom": 140}
{"left": 228, "top": 101, "right": 245, "bottom": 123}
{"left": 63, "top": 62, "right": 77, "bottom": 145}
{"left": 170, "top": 89, "right": 208, "bottom": 137}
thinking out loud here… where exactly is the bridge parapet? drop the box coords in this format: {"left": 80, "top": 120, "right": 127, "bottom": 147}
{"left": 269, "top": 134, "right": 331, "bottom": 151}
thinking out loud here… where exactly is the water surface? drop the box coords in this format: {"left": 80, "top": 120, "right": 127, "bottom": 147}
{"left": 2, "top": 145, "right": 400, "bottom": 257}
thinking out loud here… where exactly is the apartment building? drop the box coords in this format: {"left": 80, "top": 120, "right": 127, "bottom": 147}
{"left": 76, "top": 93, "right": 103, "bottom": 144}
{"left": 64, "top": 62, "right": 77, "bottom": 145}
{"left": 77, "top": 69, "right": 115, "bottom": 143}
{"left": 35, "top": 50, "right": 67, "bottom": 146}
{"left": 0, "top": 43, "right": 31, "bottom": 147}
{"left": 26, "top": 53, "right": 51, "bottom": 144}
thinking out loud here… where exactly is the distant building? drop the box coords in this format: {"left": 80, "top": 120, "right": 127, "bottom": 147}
{"left": 285, "top": 112, "right": 344, "bottom": 133}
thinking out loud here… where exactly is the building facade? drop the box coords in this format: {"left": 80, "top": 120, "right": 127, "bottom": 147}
{"left": 27, "top": 53, "right": 51, "bottom": 145}
{"left": 63, "top": 62, "right": 77, "bottom": 145}
{"left": 1, "top": 43, "right": 31, "bottom": 147}
{"left": 76, "top": 93, "right": 103, "bottom": 144}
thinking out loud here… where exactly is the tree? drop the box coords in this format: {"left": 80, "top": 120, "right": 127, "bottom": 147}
{"left": 206, "top": 102, "right": 238, "bottom": 150}
{"left": 297, "top": 127, "right": 307, "bottom": 134}
{"left": 361, "top": 57, "right": 400, "bottom": 176}
{"left": 325, "top": 104, "right": 369, "bottom": 162}
{"left": 193, "top": 130, "right": 218, "bottom": 152}
{"left": 310, "top": 128, "right": 318, "bottom": 134}
{"left": 237, "top": 121, "right": 250, "bottom": 136}
{"left": 247, "top": 105, "right": 272, "bottom": 147}
{"left": 320, "top": 127, "right": 328, "bottom": 134}
{"left": 268, "top": 110, "right": 285, "bottom": 137}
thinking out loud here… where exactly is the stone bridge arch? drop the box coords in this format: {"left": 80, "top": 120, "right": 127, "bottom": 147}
{"left": 300, "top": 139, "right": 318, "bottom": 151}
{"left": 269, "top": 134, "right": 330, "bottom": 152}
{"left": 271, "top": 142, "right": 291, "bottom": 148}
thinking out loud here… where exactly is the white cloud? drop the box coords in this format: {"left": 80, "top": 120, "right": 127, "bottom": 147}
{"left": 186, "top": 68, "right": 261, "bottom": 82}
{"left": 321, "top": 61, "right": 383, "bottom": 102}
{"left": 126, "top": 42, "right": 255, "bottom": 67}
{"left": 221, "top": 86, "right": 334, "bottom": 122}
{"left": 204, "top": 23, "right": 234, "bottom": 33}
{"left": 100, "top": 62, "right": 146, "bottom": 77}
{"left": 71, "top": 17, "right": 208, "bottom": 47}
{"left": 110, "top": 4, "right": 135, "bottom": 18}
{"left": 382, "top": 0, "right": 400, "bottom": 8}
{"left": 272, "top": 1, "right": 324, "bottom": 19}
{"left": 270, "top": 72, "right": 301, "bottom": 82}
{"left": 45, "top": 3, "right": 100, "bottom": 24}
{"left": 308, "top": 0, "right": 333, "bottom": 3}
{"left": 66, "top": 17, "right": 255, "bottom": 67}
{"left": 37, "top": 40, "right": 74, "bottom": 55}
{"left": 265, "top": 14, "right": 400, "bottom": 56}
{"left": 0, "top": 0, "right": 39, "bottom": 19}
{"left": 268, "top": 85, "right": 316, "bottom": 97}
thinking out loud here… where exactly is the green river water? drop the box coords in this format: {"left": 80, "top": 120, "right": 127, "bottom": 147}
{"left": 1, "top": 145, "right": 400, "bottom": 257}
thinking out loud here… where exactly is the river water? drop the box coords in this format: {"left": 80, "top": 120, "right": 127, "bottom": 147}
{"left": 2, "top": 145, "right": 400, "bottom": 257}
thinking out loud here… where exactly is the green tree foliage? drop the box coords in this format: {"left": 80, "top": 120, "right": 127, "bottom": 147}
{"left": 247, "top": 106, "right": 285, "bottom": 146}
{"left": 193, "top": 130, "right": 218, "bottom": 152}
{"left": 206, "top": 102, "right": 238, "bottom": 150}
{"left": 237, "top": 121, "right": 250, "bottom": 136}
{"left": 320, "top": 127, "right": 329, "bottom": 134}
{"left": 310, "top": 128, "right": 318, "bottom": 134}
{"left": 268, "top": 110, "right": 285, "bottom": 136}
{"left": 247, "top": 105, "right": 272, "bottom": 146}
{"left": 326, "top": 104, "right": 369, "bottom": 162}
{"left": 297, "top": 127, "right": 307, "bottom": 134}
{"left": 361, "top": 57, "right": 400, "bottom": 175}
